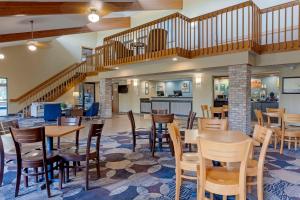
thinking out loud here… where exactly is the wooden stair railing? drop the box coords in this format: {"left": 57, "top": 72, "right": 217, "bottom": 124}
{"left": 92, "top": 0, "right": 300, "bottom": 69}
{"left": 10, "top": 60, "right": 100, "bottom": 116}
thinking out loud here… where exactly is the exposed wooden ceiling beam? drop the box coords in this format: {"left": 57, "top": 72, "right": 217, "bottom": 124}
{"left": 0, "top": 17, "right": 131, "bottom": 43}
{"left": 0, "top": 0, "right": 182, "bottom": 17}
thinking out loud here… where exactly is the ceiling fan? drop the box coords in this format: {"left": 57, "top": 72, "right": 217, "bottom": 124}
{"left": 26, "top": 20, "right": 50, "bottom": 51}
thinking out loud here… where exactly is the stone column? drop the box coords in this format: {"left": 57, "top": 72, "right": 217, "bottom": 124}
{"left": 228, "top": 64, "right": 251, "bottom": 134}
{"left": 99, "top": 78, "right": 112, "bottom": 118}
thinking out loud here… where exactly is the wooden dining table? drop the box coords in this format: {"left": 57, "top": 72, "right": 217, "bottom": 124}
{"left": 185, "top": 129, "right": 250, "bottom": 145}
{"left": 45, "top": 125, "right": 85, "bottom": 179}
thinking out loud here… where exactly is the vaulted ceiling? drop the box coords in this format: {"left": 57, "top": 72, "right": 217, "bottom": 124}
{"left": 0, "top": 0, "right": 182, "bottom": 44}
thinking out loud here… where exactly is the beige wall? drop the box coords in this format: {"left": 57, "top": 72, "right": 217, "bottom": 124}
{"left": 0, "top": 32, "right": 97, "bottom": 113}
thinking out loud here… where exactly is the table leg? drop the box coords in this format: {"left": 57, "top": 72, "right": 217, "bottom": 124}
{"left": 158, "top": 123, "right": 163, "bottom": 150}
{"left": 0, "top": 138, "right": 4, "bottom": 186}
{"left": 46, "top": 136, "right": 54, "bottom": 179}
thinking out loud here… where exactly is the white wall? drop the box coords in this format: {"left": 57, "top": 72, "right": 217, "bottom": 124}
{"left": 0, "top": 32, "right": 97, "bottom": 113}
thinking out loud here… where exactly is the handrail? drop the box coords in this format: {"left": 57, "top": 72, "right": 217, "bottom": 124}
{"left": 10, "top": 63, "right": 79, "bottom": 102}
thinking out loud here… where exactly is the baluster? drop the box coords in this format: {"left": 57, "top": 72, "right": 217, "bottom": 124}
{"left": 236, "top": 8, "right": 239, "bottom": 49}
{"left": 211, "top": 17, "right": 213, "bottom": 53}
{"left": 231, "top": 10, "right": 233, "bottom": 50}
{"left": 284, "top": 7, "right": 287, "bottom": 49}
{"left": 291, "top": 5, "right": 294, "bottom": 48}
{"left": 216, "top": 14, "right": 218, "bottom": 52}
{"left": 242, "top": 7, "right": 244, "bottom": 48}
{"left": 278, "top": 8, "right": 280, "bottom": 50}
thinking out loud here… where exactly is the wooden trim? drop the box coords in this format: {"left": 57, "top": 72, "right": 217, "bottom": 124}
{"left": 260, "top": 1, "right": 299, "bottom": 13}
{"left": 0, "top": 0, "right": 183, "bottom": 16}
{"left": 0, "top": 17, "right": 131, "bottom": 43}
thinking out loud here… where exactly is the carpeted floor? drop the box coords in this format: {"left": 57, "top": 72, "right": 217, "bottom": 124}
{"left": 0, "top": 128, "right": 299, "bottom": 200}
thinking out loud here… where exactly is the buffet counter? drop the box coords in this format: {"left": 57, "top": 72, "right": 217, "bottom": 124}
{"left": 140, "top": 97, "right": 193, "bottom": 116}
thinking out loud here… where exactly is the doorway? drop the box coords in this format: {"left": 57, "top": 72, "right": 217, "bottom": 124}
{"left": 112, "top": 83, "right": 119, "bottom": 113}
{"left": 0, "top": 77, "right": 8, "bottom": 116}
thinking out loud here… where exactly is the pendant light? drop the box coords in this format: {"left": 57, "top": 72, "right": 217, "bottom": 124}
{"left": 27, "top": 20, "right": 37, "bottom": 51}
{"left": 88, "top": 8, "right": 100, "bottom": 23}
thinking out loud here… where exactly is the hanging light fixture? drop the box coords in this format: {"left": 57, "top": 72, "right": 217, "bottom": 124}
{"left": 0, "top": 53, "right": 5, "bottom": 60}
{"left": 27, "top": 20, "right": 37, "bottom": 52}
{"left": 88, "top": 8, "right": 100, "bottom": 23}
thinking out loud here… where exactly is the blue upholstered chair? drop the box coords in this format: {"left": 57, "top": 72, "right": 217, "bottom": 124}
{"left": 44, "top": 103, "right": 62, "bottom": 122}
{"left": 84, "top": 102, "right": 100, "bottom": 119}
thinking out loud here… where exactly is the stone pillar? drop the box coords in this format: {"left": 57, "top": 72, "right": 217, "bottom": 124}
{"left": 228, "top": 64, "right": 251, "bottom": 134}
{"left": 99, "top": 78, "right": 112, "bottom": 118}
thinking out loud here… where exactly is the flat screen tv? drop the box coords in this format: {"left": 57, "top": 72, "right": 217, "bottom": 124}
{"left": 118, "top": 85, "right": 128, "bottom": 93}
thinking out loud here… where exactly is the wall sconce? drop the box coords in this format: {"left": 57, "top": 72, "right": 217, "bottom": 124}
{"left": 73, "top": 91, "right": 80, "bottom": 97}
{"left": 133, "top": 79, "right": 138, "bottom": 87}
{"left": 195, "top": 76, "right": 202, "bottom": 85}
{"left": 127, "top": 79, "right": 131, "bottom": 85}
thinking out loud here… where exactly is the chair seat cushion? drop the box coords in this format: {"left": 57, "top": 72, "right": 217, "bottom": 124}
{"left": 206, "top": 167, "right": 239, "bottom": 185}
{"left": 22, "top": 150, "right": 59, "bottom": 167}
{"left": 59, "top": 146, "right": 97, "bottom": 162}
{"left": 182, "top": 152, "right": 198, "bottom": 161}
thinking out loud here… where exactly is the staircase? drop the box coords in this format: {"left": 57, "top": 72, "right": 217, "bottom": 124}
{"left": 10, "top": 60, "right": 102, "bottom": 116}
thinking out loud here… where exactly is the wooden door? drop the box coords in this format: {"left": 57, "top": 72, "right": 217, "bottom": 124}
{"left": 112, "top": 83, "right": 119, "bottom": 113}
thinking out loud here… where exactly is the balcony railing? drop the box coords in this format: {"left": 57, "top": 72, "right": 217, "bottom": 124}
{"left": 89, "top": 1, "right": 299, "bottom": 69}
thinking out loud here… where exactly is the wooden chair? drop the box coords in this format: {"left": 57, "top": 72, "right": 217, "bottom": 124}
{"left": 146, "top": 29, "right": 168, "bottom": 53}
{"left": 168, "top": 123, "right": 200, "bottom": 200}
{"left": 185, "top": 111, "right": 197, "bottom": 151}
{"left": 265, "top": 108, "right": 285, "bottom": 150}
{"left": 280, "top": 113, "right": 300, "bottom": 154}
{"left": 197, "top": 137, "right": 252, "bottom": 200}
{"left": 210, "top": 106, "right": 225, "bottom": 119}
{"left": 247, "top": 125, "right": 273, "bottom": 200}
{"left": 59, "top": 123, "right": 104, "bottom": 190}
{"left": 201, "top": 105, "right": 210, "bottom": 118}
{"left": 57, "top": 117, "right": 82, "bottom": 149}
{"left": 152, "top": 109, "right": 168, "bottom": 114}
{"left": 111, "top": 40, "right": 134, "bottom": 59}
{"left": 0, "top": 120, "right": 19, "bottom": 186}
{"left": 198, "top": 118, "right": 228, "bottom": 131}
{"left": 10, "top": 126, "right": 60, "bottom": 198}
{"left": 151, "top": 114, "right": 174, "bottom": 157}
{"left": 128, "top": 110, "right": 149, "bottom": 152}
{"left": 254, "top": 109, "right": 264, "bottom": 126}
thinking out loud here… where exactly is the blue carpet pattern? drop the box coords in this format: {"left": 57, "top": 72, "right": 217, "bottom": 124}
{"left": 0, "top": 128, "right": 299, "bottom": 200}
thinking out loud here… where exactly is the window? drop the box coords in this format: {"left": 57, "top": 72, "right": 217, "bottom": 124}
{"left": 0, "top": 77, "right": 8, "bottom": 116}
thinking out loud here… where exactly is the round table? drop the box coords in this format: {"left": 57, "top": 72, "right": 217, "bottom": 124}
{"left": 185, "top": 129, "right": 250, "bottom": 145}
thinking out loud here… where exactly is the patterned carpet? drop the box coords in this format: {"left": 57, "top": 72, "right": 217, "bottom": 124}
{"left": 0, "top": 129, "right": 300, "bottom": 200}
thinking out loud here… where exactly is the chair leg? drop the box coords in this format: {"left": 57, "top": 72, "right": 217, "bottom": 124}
{"left": 257, "top": 174, "right": 264, "bottom": 200}
{"left": 73, "top": 161, "right": 77, "bottom": 176}
{"left": 133, "top": 134, "right": 136, "bottom": 152}
{"left": 0, "top": 152, "right": 4, "bottom": 187}
{"left": 15, "top": 161, "right": 22, "bottom": 197}
{"left": 65, "top": 162, "right": 70, "bottom": 182}
{"left": 59, "top": 162, "right": 64, "bottom": 190}
{"left": 288, "top": 137, "right": 291, "bottom": 149}
{"left": 280, "top": 135, "right": 284, "bottom": 154}
{"left": 57, "top": 137, "right": 61, "bottom": 149}
{"left": 34, "top": 168, "right": 38, "bottom": 183}
{"left": 175, "top": 168, "right": 182, "bottom": 200}
{"left": 85, "top": 160, "right": 89, "bottom": 191}
{"left": 24, "top": 168, "right": 28, "bottom": 187}
{"left": 152, "top": 137, "right": 156, "bottom": 157}
{"left": 44, "top": 165, "right": 51, "bottom": 198}
{"left": 96, "top": 156, "right": 100, "bottom": 178}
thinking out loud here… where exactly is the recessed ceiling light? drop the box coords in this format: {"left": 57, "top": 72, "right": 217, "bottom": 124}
{"left": 172, "top": 57, "right": 178, "bottom": 61}
{"left": 0, "top": 54, "right": 5, "bottom": 60}
{"left": 28, "top": 44, "right": 37, "bottom": 51}
{"left": 88, "top": 9, "right": 100, "bottom": 23}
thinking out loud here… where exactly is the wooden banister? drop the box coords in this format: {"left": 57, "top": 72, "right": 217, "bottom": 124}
{"left": 10, "top": 63, "right": 79, "bottom": 102}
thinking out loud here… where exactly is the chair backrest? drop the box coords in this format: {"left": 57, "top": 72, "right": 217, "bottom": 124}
{"left": 210, "top": 106, "right": 224, "bottom": 118}
{"left": 201, "top": 105, "right": 209, "bottom": 118}
{"left": 44, "top": 103, "right": 62, "bottom": 121}
{"left": 70, "top": 108, "right": 84, "bottom": 117}
{"left": 198, "top": 118, "right": 228, "bottom": 131}
{"left": 0, "top": 119, "right": 19, "bottom": 135}
{"left": 282, "top": 113, "right": 300, "bottom": 129}
{"left": 152, "top": 114, "right": 174, "bottom": 133}
{"left": 10, "top": 127, "right": 47, "bottom": 162}
{"left": 86, "top": 123, "right": 104, "bottom": 157}
{"left": 188, "top": 112, "right": 196, "bottom": 129}
{"left": 266, "top": 107, "right": 285, "bottom": 125}
{"left": 168, "top": 123, "right": 183, "bottom": 164}
{"left": 254, "top": 109, "right": 264, "bottom": 126}
{"left": 112, "top": 40, "right": 133, "bottom": 59}
{"left": 58, "top": 116, "right": 82, "bottom": 146}
{"left": 252, "top": 125, "right": 273, "bottom": 175}
{"left": 152, "top": 109, "right": 168, "bottom": 114}
{"left": 198, "top": 137, "right": 252, "bottom": 198}
{"left": 127, "top": 110, "right": 136, "bottom": 133}
{"left": 85, "top": 102, "right": 100, "bottom": 117}
{"left": 147, "top": 29, "right": 168, "bottom": 53}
